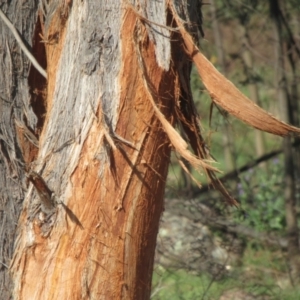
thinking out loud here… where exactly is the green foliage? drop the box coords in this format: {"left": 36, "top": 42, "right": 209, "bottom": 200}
{"left": 234, "top": 158, "right": 286, "bottom": 233}
{"left": 235, "top": 159, "right": 285, "bottom": 232}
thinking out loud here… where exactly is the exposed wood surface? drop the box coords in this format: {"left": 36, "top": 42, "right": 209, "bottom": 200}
{"left": 8, "top": 1, "right": 203, "bottom": 299}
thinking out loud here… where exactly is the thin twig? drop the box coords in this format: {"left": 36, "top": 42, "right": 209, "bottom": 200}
{"left": 0, "top": 261, "right": 9, "bottom": 269}
{"left": 127, "top": 2, "right": 180, "bottom": 32}
{"left": 191, "top": 140, "right": 300, "bottom": 197}
{"left": 0, "top": 8, "right": 47, "bottom": 79}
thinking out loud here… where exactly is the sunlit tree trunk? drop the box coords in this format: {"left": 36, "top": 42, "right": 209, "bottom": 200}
{"left": 1, "top": 1, "right": 203, "bottom": 299}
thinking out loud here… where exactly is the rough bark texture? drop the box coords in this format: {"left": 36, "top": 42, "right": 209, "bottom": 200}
{"left": 0, "top": 1, "right": 41, "bottom": 298}
{"left": 0, "top": 1, "right": 202, "bottom": 299}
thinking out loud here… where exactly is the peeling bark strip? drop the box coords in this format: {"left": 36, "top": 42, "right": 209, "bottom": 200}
{"left": 168, "top": 3, "right": 300, "bottom": 137}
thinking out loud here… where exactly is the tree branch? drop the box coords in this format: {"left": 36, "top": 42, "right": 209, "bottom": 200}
{"left": 0, "top": 8, "right": 47, "bottom": 79}
{"left": 192, "top": 139, "right": 300, "bottom": 197}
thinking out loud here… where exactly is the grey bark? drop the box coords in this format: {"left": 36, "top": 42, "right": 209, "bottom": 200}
{"left": 0, "top": 1, "right": 40, "bottom": 298}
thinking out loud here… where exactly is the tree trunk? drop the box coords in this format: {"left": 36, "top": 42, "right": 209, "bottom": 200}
{"left": 237, "top": 26, "right": 267, "bottom": 169}
{"left": 209, "top": 0, "right": 235, "bottom": 171}
{"left": 1, "top": 1, "right": 203, "bottom": 299}
{"left": 270, "top": 0, "right": 300, "bottom": 282}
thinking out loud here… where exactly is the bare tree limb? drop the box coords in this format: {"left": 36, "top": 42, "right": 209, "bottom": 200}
{"left": 191, "top": 139, "right": 300, "bottom": 197}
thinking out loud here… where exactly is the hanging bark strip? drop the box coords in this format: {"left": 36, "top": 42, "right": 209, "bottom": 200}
{"left": 129, "top": 3, "right": 239, "bottom": 206}
{"left": 168, "top": 2, "right": 300, "bottom": 137}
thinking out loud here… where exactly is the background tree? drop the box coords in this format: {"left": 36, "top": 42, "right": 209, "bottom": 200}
{"left": 0, "top": 1, "right": 299, "bottom": 299}
{"left": 269, "top": 0, "right": 300, "bottom": 280}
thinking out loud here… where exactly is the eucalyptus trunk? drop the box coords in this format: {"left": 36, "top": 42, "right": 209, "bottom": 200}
{"left": 1, "top": 1, "right": 202, "bottom": 299}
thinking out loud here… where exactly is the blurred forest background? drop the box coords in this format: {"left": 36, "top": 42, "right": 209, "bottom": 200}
{"left": 152, "top": 0, "right": 300, "bottom": 299}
